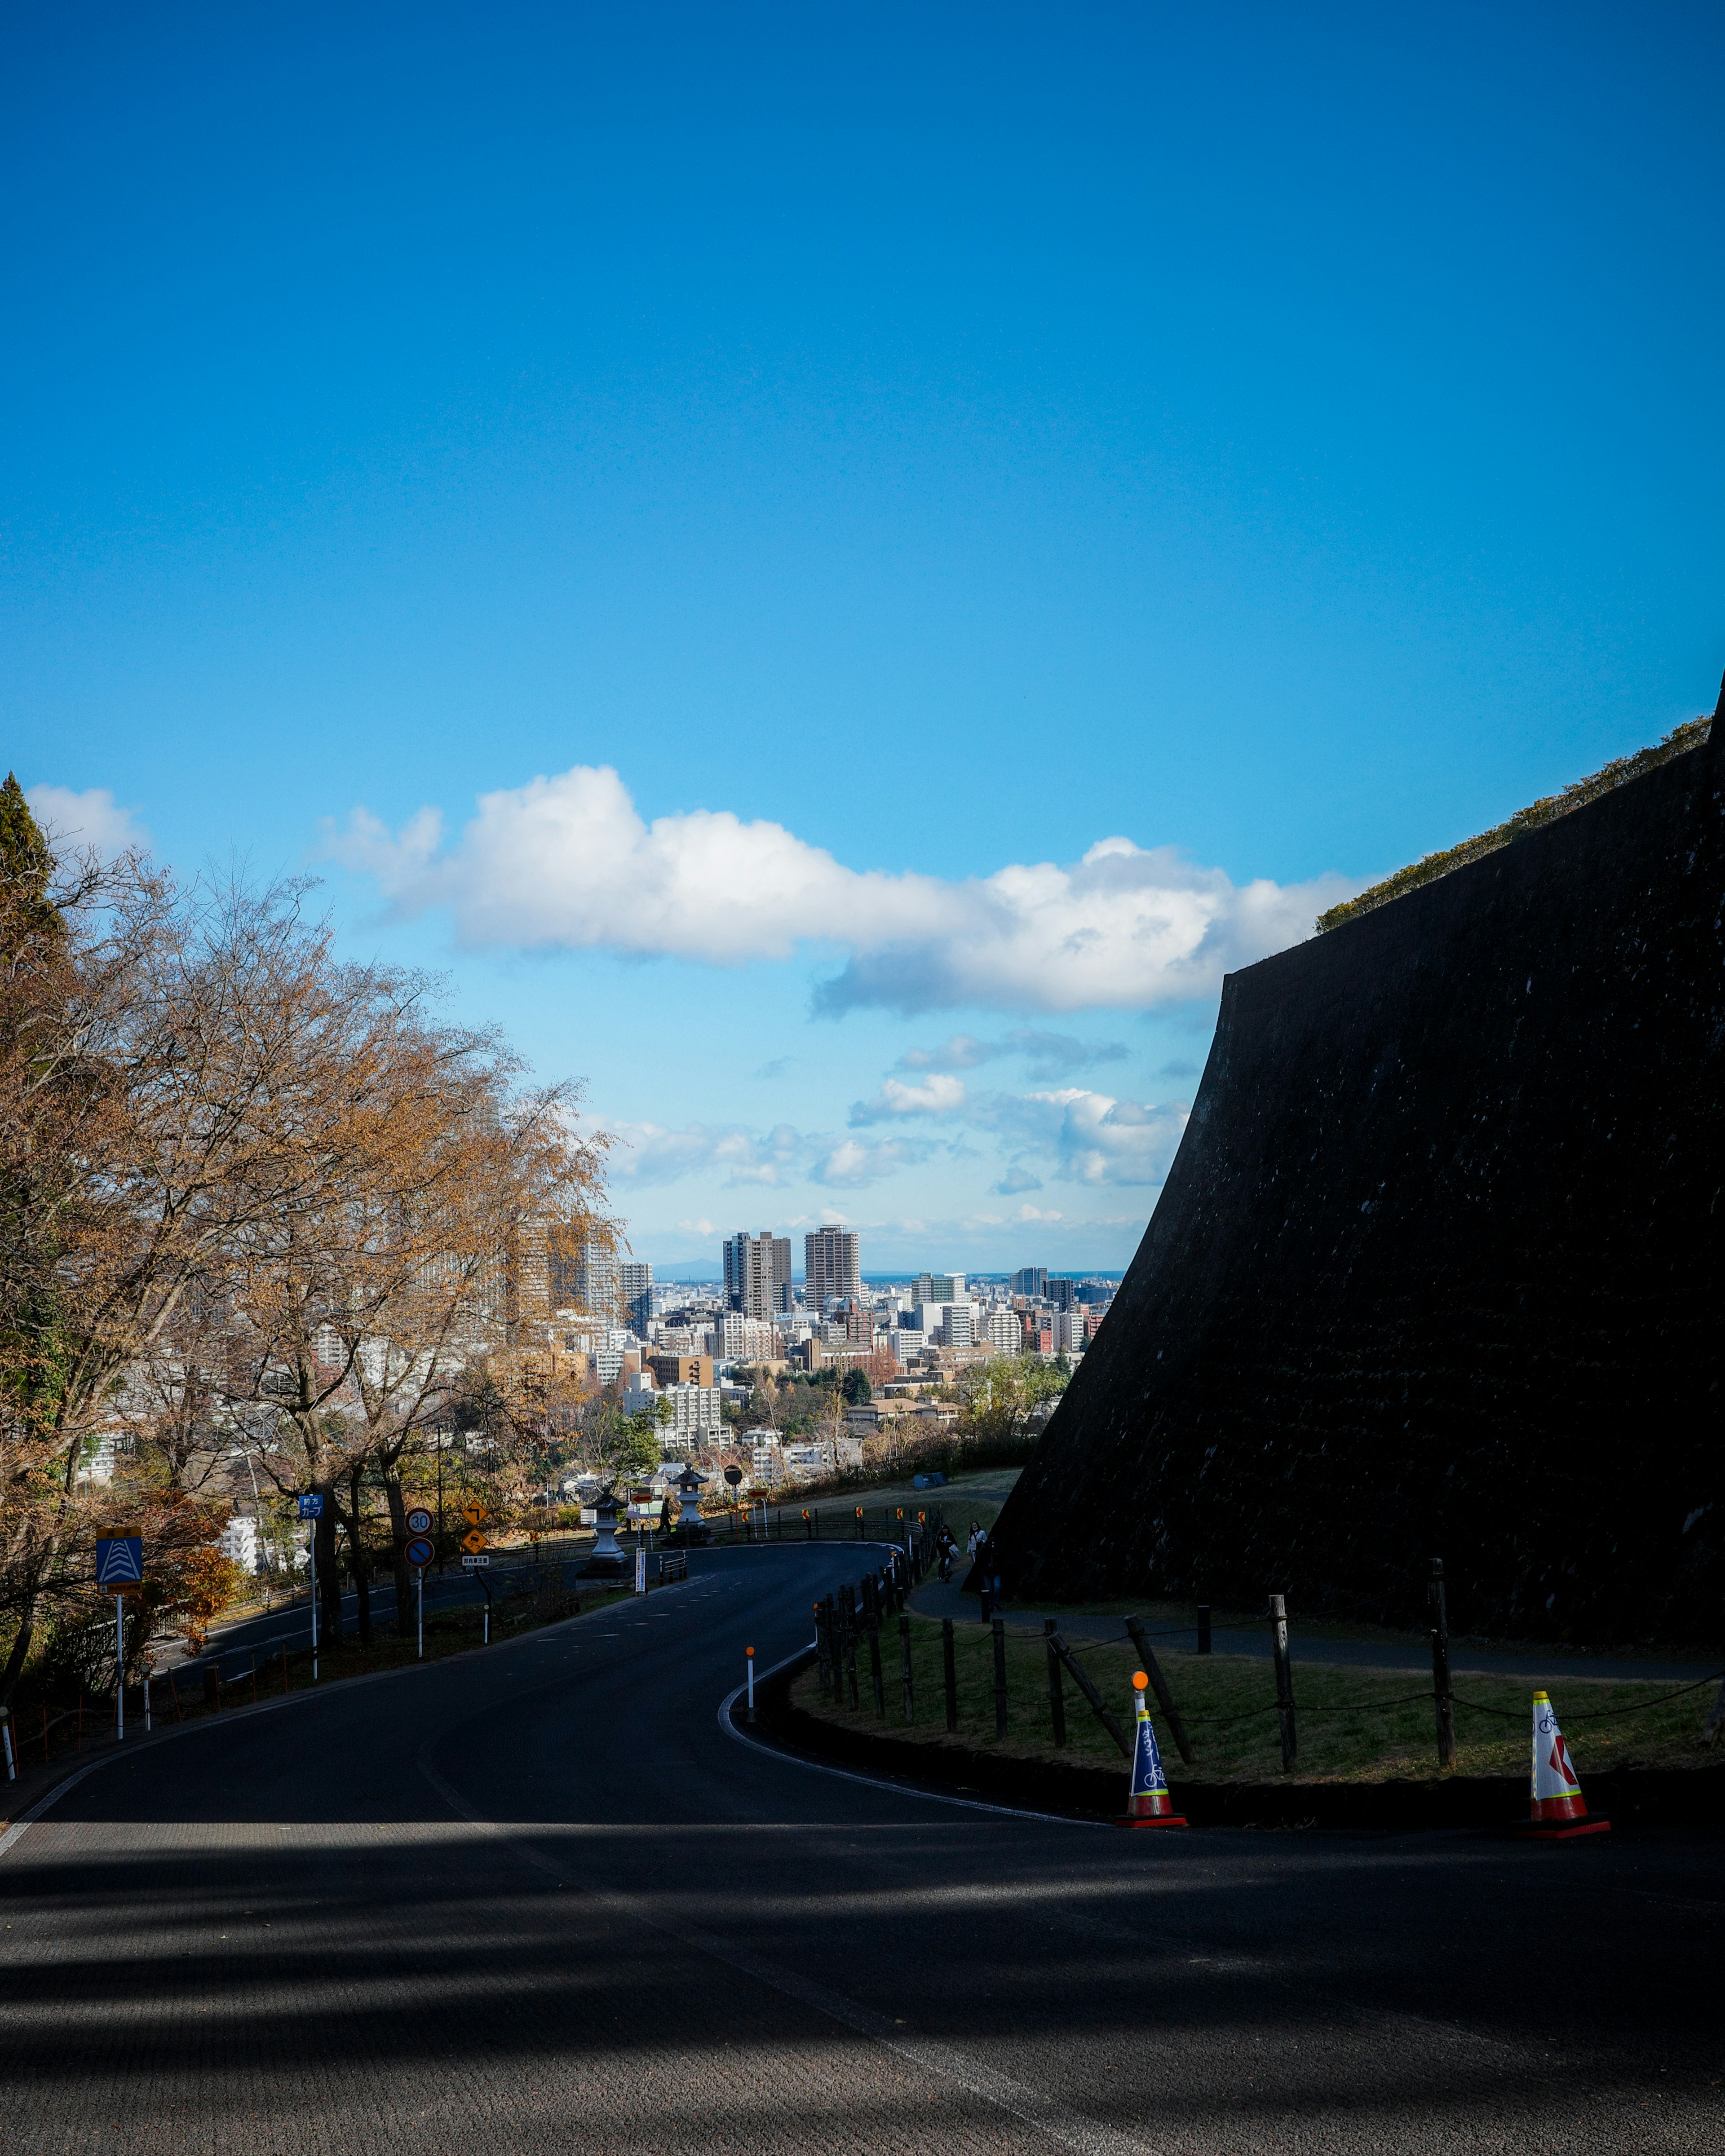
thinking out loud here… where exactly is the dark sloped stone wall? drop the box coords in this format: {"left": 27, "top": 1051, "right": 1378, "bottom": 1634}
{"left": 993, "top": 714, "right": 1724, "bottom": 1647}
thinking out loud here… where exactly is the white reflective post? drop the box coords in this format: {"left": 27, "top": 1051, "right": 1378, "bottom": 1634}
{"left": 746, "top": 1646, "right": 755, "bottom": 1723}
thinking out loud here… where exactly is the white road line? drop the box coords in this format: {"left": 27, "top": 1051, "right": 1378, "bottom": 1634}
{"left": 715, "top": 1648, "right": 1098, "bottom": 1829}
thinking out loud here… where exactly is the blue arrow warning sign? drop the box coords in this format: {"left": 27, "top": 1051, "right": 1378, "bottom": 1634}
{"left": 95, "top": 1537, "right": 143, "bottom": 1587}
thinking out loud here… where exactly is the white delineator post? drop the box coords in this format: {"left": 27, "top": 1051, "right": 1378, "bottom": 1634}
{"left": 1, "top": 1709, "right": 15, "bottom": 1781}
{"left": 143, "top": 1675, "right": 151, "bottom": 1732}
{"left": 746, "top": 1645, "right": 756, "bottom": 1724}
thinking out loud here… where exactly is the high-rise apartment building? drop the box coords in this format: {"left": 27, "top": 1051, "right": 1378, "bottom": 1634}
{"left": 985, "top": 1305, "right": 1023, "bottom": 1356}
{"left": 619, "top": 1261, "right": 653, "bottom": 1334}
{"left": 1010, "top": 1265, "right": 1048, "bottom": 1299}
{"left": 805, "top": 1226, "right": 862, "bottom": 1312}
{"left": 724, "top": 1231, "right": 792, "bottom": 1317}
{"left": 567, "top": 1236, "right": 619, "bottom": 1320}
{"left": 915, "top": 1271, "right": 964, "bottom": 1307}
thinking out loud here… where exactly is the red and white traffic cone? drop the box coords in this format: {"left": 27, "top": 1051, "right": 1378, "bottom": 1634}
{"left": 1513, "top": 1690, "right": 1610, "bottom": 1840}
{"left": 1117, "top": 1671, "right": 1188, "bottom": 1828}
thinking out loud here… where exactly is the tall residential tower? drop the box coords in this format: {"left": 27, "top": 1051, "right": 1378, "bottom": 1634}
{"left": 805, "top": 1226, "right": 861, "bottom": 1313}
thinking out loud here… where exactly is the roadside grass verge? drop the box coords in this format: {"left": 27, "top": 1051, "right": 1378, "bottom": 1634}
{"left": 796, "top": 1614, "right": 1723, "bottom": 1785}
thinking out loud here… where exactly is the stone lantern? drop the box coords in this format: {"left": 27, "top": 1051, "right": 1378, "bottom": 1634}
{"left": 578, "top": 1488, "right": 630, "bottom": 1577}
{"left": 670, "top": 1461, "right": 712, "bottom": 1544}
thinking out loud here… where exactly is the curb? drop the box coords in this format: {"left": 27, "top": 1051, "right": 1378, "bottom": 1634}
{"left": 764, "top": 1691, "right": 1725, "bottom": 1830}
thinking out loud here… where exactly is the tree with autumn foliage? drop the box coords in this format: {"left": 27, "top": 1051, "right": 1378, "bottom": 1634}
{"left": 0, "top": 779, "right": 615, "bottom": 1705}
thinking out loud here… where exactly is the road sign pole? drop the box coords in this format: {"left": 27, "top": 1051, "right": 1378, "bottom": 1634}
{"left": 115, "top": 1594, "right": 125, "bottom": 1741}
{"left": 310, "top": 1524, "right": 318, "bottom": 1681}
{"left": 417, "top": 1569, "right": 423, "bottom": 1660}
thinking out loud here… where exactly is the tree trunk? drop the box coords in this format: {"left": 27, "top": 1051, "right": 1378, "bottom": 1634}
{"left": 315, "top": 1492, "right": 343, "bottom": 1646}
{"left": 0, "top": 1605, "right": 35, "bottom": 1712}
{"left": 347, "top": 1462, "right": 372, "bottom": 1646}
{"left": 383, "top": 1474, "right": 414, "bottom": 1639}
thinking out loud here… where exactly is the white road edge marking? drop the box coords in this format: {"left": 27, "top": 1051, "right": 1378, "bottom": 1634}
{"left": 415, "top": 1729, "right": 1154, "bottom": 2156}
{"left": 717, "top": 1645, "right": 1099, "bottom": 1830}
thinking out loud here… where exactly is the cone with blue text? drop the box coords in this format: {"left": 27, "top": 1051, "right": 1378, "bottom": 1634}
{"left": 1117, "top": 1671, "right": 1189, "bottom": 1828}
{"left": 1514, "top": 1690, "right": 1610, "bottom": 1839}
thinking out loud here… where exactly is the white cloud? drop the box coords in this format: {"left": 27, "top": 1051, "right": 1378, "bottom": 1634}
{"left": 1017, "top": 1202, "right": 1064, "bottom": 1221}
{"left": 609, "top": 1118, "right": 803, "bottom": 1189}
{"left": 849, "top": 1073, "right": 968, "bottom": 1124}
{"left": 1039, "top": 1089, "right": 1187, "bottom": 1188}
{"left": 972, "top": 1086, "right": 1188, "bottom": 1188}
{"left": 991, "top": 1164, "right": 1044, "bottom": 1195}
{"left": 326, "top": 765, "right": 1353, "bottom": 1016}
{"left": 26, "top": 784, "right": 149, "bottom": 859}
{"left": 810, "top": 1136, "right": 933, "bottom": 1188}
{"left": 898, "top": 1029, "right": 1128, "bottom": 1079}
{"left": 898, "top": 1034, "right": 998, "bottom": 1072}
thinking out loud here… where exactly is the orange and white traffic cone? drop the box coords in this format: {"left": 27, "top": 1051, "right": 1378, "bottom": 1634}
{"left": 1117, "top": 1671, "right": 1188, "bottom": 1828}
{"left": 1514, "top": 1690, "right": 1610, "bottom": 1839}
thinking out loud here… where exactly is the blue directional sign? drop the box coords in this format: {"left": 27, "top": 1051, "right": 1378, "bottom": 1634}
{"left": 95, "top": 1537, "right": 143, "bottom": 1587}
{"left": 297, "top": 1493, "right": 324, "bottom": 1519}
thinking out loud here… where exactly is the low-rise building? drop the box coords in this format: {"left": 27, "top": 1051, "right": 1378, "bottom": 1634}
{"left": 657, "top": 1383, "right": 724, "bottom": 1452}
{"left": 649, "top": 1352, "right": 715, "bottom": 1389}
{"left": 220, "top": 1515, "right": 260, "bottom": 1573}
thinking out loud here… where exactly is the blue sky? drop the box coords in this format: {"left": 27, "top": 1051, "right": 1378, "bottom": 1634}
{"left": 8, "top": 2, "right": 1722, "bottom": 1275}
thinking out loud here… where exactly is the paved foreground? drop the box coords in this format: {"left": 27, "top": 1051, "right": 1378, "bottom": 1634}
{"left": 2, "top": 1544, "right": 1721, "bottom": 2154}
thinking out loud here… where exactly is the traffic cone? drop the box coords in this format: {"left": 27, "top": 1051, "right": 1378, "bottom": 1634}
{"left": 1117, "top": 1671, "right": 1188, "bottom": 1828}
{"left": 1513, "top": 1690, "right": 1610, "bottom": 1840}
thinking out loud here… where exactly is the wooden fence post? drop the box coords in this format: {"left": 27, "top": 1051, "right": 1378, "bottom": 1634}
{"left": 899, "top": 1615, "right": 915, "bottom": 1724}
{"left": 942, "top": 1617, "right": 958, "bottom": 1732}
{"left": 1196, "top": 1604, "right": 1212, "bottom": 1654}
{"left": 991, "top": 1617, "right": 1009, "bottom": 1737}
{"left": 815, "top": 1600, "right": 833, "bottom": 1697}
{"left": 1429, "top": 1558, "right": 1455, "bottom": 1769}
{"left": 1044, "top": 1617, "right": 1066, "bottom": 1747}
{"left": 1046, "top": 1629, "right": 1131, "bottom": 1757}
{"left": 1269, "top": 1593, "right": 1296, "bottom": 1769}
{"left": 868, "top": 1612, "right": 886, "bottom": 1717}
{"left": 1125, "top": 1616, "right": 1194, "bottom": 1764}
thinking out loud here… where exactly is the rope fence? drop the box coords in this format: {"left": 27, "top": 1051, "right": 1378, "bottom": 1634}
{"left": 807, "top": 1540, "right": 1725, "bottom": 1776}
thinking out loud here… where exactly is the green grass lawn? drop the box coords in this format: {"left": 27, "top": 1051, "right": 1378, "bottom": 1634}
{"left": 797, "top": 1612, "right": 1723, "bottom": 1785}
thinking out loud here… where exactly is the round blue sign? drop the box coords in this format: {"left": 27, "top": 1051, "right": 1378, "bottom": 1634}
{"left": 405, "top": 1534, "right": 435, "bottom": 1568}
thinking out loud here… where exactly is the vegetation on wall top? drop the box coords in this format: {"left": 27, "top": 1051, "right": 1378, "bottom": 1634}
{"left": 1316, "top": 713, "right": 1713, "bottom": 935}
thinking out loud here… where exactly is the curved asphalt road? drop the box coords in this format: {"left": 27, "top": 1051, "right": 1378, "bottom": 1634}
{"left": 2, "top": 1543, "right": 1721, "bottom": 2153}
